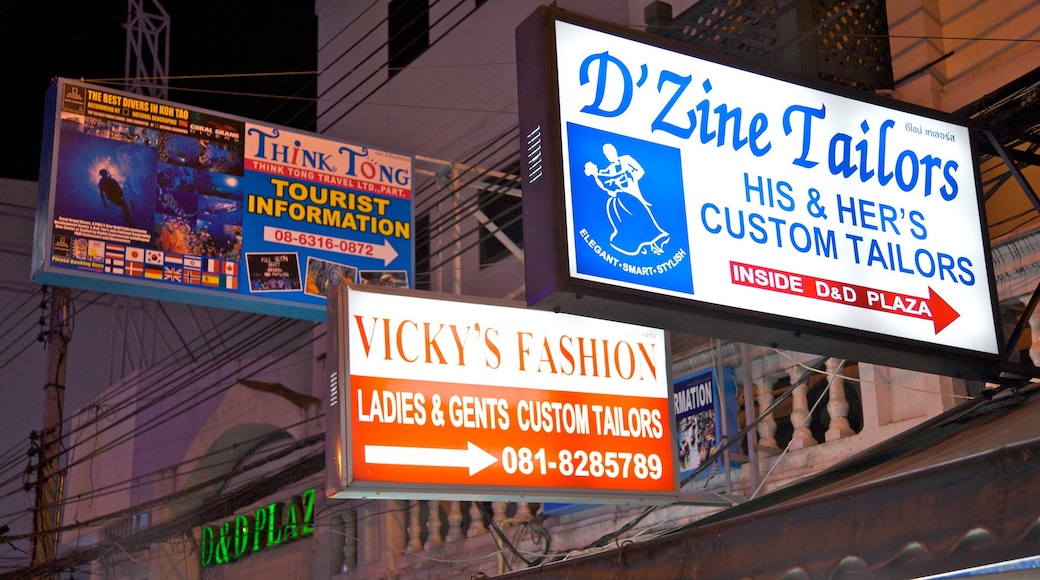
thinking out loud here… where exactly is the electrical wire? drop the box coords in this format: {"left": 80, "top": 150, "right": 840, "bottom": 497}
{"left": 1, "top": 441, "right": 324, "bottom": 576}
{"left": 0, "top": 282, "right": 994, "bottom": 569}
{"left": 0, "top": 285, "right": 40, "bottom": 324}
{"left": 4, "top": 309, "right": 264, "bottom": 473}
{"left": 5, "top": 3, "right": 1037, "bottom": 572}
{"left": 773, "top": 349, "right": 974, "bottom": 401}
{"left": 85, "top": 35, "right": 1040, "bottom": 101}
{"left": 475, "top": 502, "right": 549, "bottom": 568}
{"left": 63, "top": 309, "right": 282, "bottom": 431}
{"left": 67, "top": 0, "right": 1040, "bottom": 146}
{"left": 0, "top": 312, "right": 320, "bottom": 517}
{"left": 0, "top": 255, "right": 1006, "bottom": 573}
{"left": 13, "top": 412, "right": 326, "bottom": 524}
{"left": 411, "top": 125, "right": 522, "bottom": 272}
{"left": 317, "top": 0, "right": 478, "bottom": 131}
{"left": 7, "top": 432, "right": 323, "bottom": 541}
{"left": 54, "top": 319, "right": 318, "bottom": 478}
{"left": 536, "top": 353, "right": 966, "bottom": 566}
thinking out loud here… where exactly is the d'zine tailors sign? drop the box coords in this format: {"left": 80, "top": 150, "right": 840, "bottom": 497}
{"left": 32, "top": 79, "right": 413, "bottom": 321}
{"left": 326, "top": 284, "right": 678, "bottom": 503}
{"left": 517, "top": 8, "right": 1001, "bottom": 378}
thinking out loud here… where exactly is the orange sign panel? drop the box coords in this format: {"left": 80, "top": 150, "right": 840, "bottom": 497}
{"left": 327, "top": 285, "right": 677, "bottom": 502}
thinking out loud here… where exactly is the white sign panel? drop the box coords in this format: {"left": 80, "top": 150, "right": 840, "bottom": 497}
{"left": 326, "top": 285, "right": 678, "bottom": 502}
{"left": 549, "top": 19, "right": 997, "bottom": 356}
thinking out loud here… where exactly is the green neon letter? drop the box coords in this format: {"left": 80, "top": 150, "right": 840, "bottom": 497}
{"left": 253, "top": 506, "right": 268, "bottom": 552}
{"left": 301, "top": 488, "right": 316, "bottom": 536}
{"left": 266, "top": 502, "right": 284, "bottom": 547}
{"left": 200, "top": 526, "right": 214, "bottom": 567}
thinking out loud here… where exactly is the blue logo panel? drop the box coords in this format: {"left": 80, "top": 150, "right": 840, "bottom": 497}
{"left": 567, "top": 123, "right": 693, "bottom": 294}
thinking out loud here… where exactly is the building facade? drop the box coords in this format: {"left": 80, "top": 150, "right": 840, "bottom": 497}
{"left": 42, "top": 0, "right": 1040, "bottom": 578}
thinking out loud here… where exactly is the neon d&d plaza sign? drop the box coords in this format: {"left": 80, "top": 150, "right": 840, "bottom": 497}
{"left": 199, "top": 487, "right": 315, "bottom": 567}
{"left": 516, "top": 7, "right": 1002, "bottom": 379}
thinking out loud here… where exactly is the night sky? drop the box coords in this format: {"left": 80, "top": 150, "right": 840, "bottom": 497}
{"left": 0, "top": 1, "right": 317, "bottom": 553}
{"left": 0, "top": 0, "right": 317, "bottom": 181}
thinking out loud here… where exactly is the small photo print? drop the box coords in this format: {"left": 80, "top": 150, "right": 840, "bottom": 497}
{"left": 305, "top": 256, "right": 358, "bottom": 299}
{"left": 88, "top": 239, "right": 106, "bottom": 263}
{"left": 72, "top": 238, "right": 89, "bottom": 260}
{"left": 52, "top": 233, "right": 73, "bottom": 259}
{"left": 245, "top": 252, "right": 302, "bottom": 292}
{"left": 359, "top": 270, "right": 408, "bottom": 288}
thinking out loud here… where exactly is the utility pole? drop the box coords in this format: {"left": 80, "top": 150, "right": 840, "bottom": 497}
{"left": 29, "top": 286, "right": 71, "bottom": 573}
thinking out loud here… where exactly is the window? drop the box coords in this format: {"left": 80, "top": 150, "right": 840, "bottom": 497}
{"left": 477, "top": 162, "right": 523, "bottom": 268}
{"left": 388, "top": 0, "right": 429, "bottom": 78}
{"left": 414, "top": 212, "right": 431, "bottom": 290}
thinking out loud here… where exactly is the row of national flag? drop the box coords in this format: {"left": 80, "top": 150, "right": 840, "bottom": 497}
{"left": 99, "top": 241, "right": 239, "bottom": 290}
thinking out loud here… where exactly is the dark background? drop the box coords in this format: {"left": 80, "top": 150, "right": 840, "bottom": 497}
{"left": 0, "top": 0, "right": 318, "bottom": 181}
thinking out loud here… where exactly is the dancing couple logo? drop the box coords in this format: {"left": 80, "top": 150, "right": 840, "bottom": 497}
{"left": 567, "top": 123, "right": 693, "bottom": 295}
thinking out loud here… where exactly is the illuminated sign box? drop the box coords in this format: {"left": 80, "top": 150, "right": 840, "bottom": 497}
{"left": 326, "top": 284, "right": 678, "bottom": 503}
{"left": 516, "top": 8, "right": 1001, "bottom": 379}
{"left": 32, "top": 78, "right": 414, "bottom": 321}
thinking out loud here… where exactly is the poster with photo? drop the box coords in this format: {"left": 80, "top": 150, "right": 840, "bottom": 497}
{"left": 305, "top": 256, "right": 358, "bottom": 298}
{"left": 673, "top": 367, "right": 739, "bottom": 484}
{"left": 246, "top": 253, "right": 302, "bottom": 292}
{"left": 359, "top": 270, "right": 408, "bottom": 288}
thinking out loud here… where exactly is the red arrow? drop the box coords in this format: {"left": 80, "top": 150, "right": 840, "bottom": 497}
{"left": 730, "top": 262, "right": 961, "bottom": 335}
{"left": 927, "top": 286, "right": 960, "bottom": 334}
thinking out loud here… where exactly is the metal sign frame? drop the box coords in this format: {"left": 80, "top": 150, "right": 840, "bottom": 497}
{"left": 326, "top": 284, "right": 679, "bottom": 503}
{"left": 33, "top": 78, "right": 414, "bottom": 321}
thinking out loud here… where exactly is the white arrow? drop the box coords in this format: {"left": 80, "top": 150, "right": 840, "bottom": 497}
{"left": 364, "top": 441, "right": 497, "bottom": 476}
{"left": 374, "top": 238, "right": 398, "bottom": 267}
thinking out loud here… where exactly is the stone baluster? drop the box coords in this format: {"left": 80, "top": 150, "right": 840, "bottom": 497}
{"left": 515, "top": 502, "right": 532, "bottom": 521}
{"left": 386, "top": 500, "right": 407, "bottom": 559}
{"left": 467, "top": 502, "right": 487, "bottom": 537}
{"left": 755, "top": 380, "right": 779, "bottom": 453}
{"left": 789, "top": 366, "right": 817, "bottom": 449}
{"left": 492, "top": 502, "right": 509, "bottom": 528}
{"left": 825, "top": 358, "right": 855, "bottom": 441}
{"left": 1028, "top": 298, "right": 1040, "bottom": 366}
{"left": 407, "top": 501, "right": 423, "bottom": 552}
{"left": 425, "top": 500, "right": 444, "bottom": 549}
{"left": 445, "top": 501, "right": 465, "bottom": 542}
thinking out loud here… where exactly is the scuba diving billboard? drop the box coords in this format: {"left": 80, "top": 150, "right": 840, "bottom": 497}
{"left": 32, "top": 78, "right": 413, "bottom": 321}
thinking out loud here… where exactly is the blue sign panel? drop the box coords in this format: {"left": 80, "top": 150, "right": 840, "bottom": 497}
{"left": 33, "top": 79, "right": 414, "bottom": 321}
{"left": 673, "top": 369, "right": 718, "bottom": 480}
{"left": 567, "top": 123, "right": 692, "bottom": 294}
{"left": 673, "top": 367, "right": 739, "bottom": 483}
